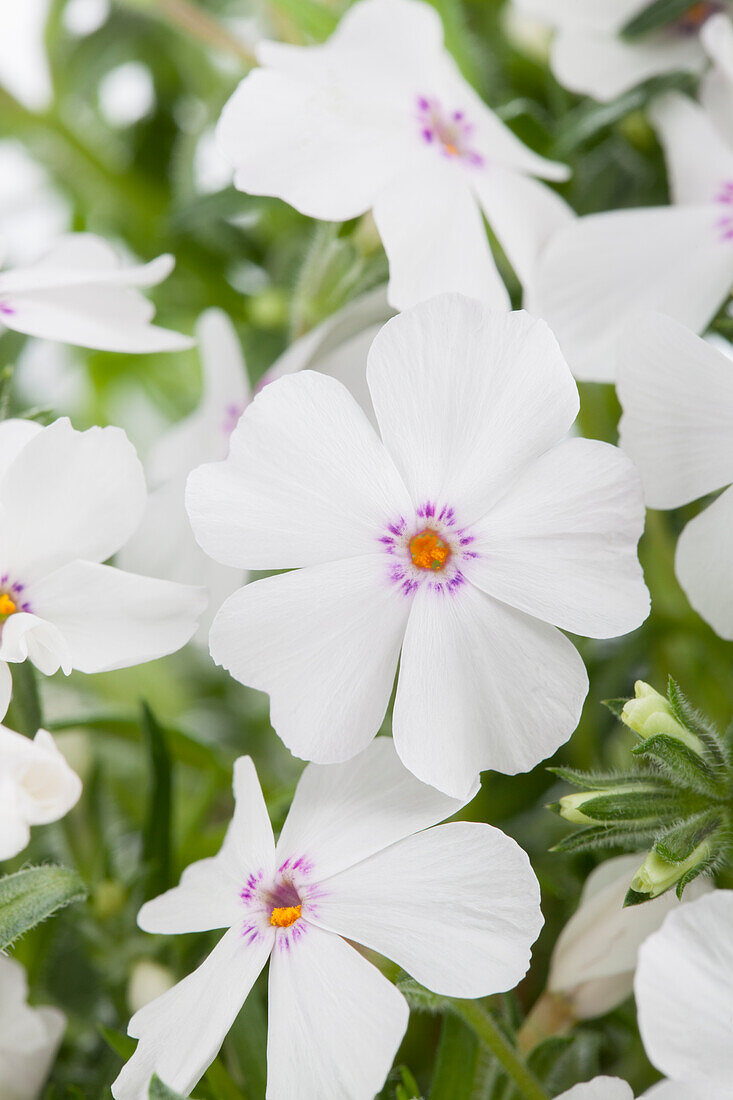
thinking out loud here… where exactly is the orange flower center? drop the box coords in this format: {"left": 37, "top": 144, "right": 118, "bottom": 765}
{"left": 0, "top": 594, "right": 17, "bottom": 617}
{"left": 269, "top": 904, "right": 302, "bottom": 928}
{"left": 409, "top": 529, "right": 451, "bottom": 571}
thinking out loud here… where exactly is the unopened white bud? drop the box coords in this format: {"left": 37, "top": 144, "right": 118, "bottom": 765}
{"left": 127, "top": 959, "right": 176, "bottom": 1014}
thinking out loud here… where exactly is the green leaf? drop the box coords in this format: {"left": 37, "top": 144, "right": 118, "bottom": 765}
{"left": 632, "top": 733, "right": 726, "bottom": 797}
{"left": 99, "top": 1025, "right": 136, "bottom": 1061}
{"left": 654, "top": 809, "right": 726, "bottom": 863}
{"left": 266, "top": 0, "right": 338, "bottom": 41}
{"left": 550, "top": 823, "right": 658, "bottom": 855}
{"left": 150, "top": 1075, "right": 194, "bottom": 1099}
{"left": 621, "top": 0, "right": 700, "bottom": 38}
{"left": 398, "top": 977, "right": 450, "bottom": 1014}
{"left": 0, "top": 866, "right": 87, "bottom": 950}
{"left": 9, "top": 661, "right": 43, "bottom": 736}
{"left": 667, "top": 677, "right": 727, "bottom": 768}
{"left": 431, "top": 1012, "right": 479, "bottom": 1099}
{"left": 555, "top": 788, "right": 680, "bottom": 825}
{"left": 141, "top": 702, "right": 173, "bottom": 900}
{"left": 602, "top": 697, "right": 628, "bottom": 719}
{"left": 547, "top": 766, "right": 659, "bottom": 790}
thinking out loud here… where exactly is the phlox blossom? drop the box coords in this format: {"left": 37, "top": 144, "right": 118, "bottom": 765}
{"left": 0, "top": 723, "right": 81, "bottom": 860}
{"left": 529, "top": 90, "right": 733, "bottom": 381}
{"left": 0, "top": 417, "right": 207, "bottom": 719}
{"left": 217, "top": 0, "right": 572, "bottom": 311}
{"left": 0, "top": 233, "right": 192, "bottom": 353}
{"left": 187, "top": 294, "right": 649, "bottom": 798}
{"left": 112, "top": 738, "right": 543, "bottom": 1100}
{"left": 0, "top": 956, "right": 66, "bottom": 1100}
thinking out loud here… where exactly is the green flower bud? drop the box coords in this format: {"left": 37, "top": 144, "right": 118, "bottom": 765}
{"left": 621, "top": 681, "right": 705, "bottom": 755}
{"left": 552, "top": 791, "right": 601, "bottom": 824}
{"left": 625, "top": 840, "right": 712, "bottom": 905}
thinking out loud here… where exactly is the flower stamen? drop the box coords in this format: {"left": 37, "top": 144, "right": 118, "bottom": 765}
{"left": 409, "top": 529, "right": 451, "bottom": 571}
{"left": 270, "top": 904, "right": 301, "bottom": 928}
{"left": 0, "top": 594, "right": 17, "bottom": 617}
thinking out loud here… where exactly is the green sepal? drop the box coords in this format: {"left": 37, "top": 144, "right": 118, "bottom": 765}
{"left": 0, "top": 865, "right": 87, "bottom": 950}
{"left": 547, "top": 766, "right": 660, "bottom": 790}
{"left": 602, "top": 697, "right": 628, "bottom": 719}
{"left": 556, "top": 788, "right": 680, "bottom": 825}
{"left": 667, "top": 677, "right": 727, "bottom": 768}
{"left": 550, "top": 823, "right": 659, "bottom": 855}
{"left": 675, "top": 857, "right": 716, "bottom": 899}
{"left": 632, "top": 734, "right": 726, "bottom": 797}
{"left": 621, "top": 0, "right": 699, "bottom": 38}
{"left": 654, "top": 809, "right": 726, "bottom": 863}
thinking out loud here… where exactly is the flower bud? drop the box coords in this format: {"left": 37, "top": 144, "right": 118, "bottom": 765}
{"left": 553, "top": 791, "right": 601, "bottom": 825}
{"left": 127, "top": 959, "right": 176, "bottom": 1014}
{"left": 621, "top": 682, "right": 689, "bottom": 741}
{"left": 626, "top": 841, "right": 713, "bottom": 905}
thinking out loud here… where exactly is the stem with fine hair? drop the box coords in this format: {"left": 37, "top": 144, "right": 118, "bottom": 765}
{"left": 449, "top": 999, "right": 550, "bottom": 1100}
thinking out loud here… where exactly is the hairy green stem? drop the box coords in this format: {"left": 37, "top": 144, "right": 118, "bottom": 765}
{"left": 450, "top": 1000, "right": 549, "bottom": 1100}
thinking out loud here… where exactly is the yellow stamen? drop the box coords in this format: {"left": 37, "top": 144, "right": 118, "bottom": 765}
{"left": 270, "top": 904, "right": 301, "bottom": 928}
{"left": 0, "top": 594, "right": 16, "bottom": 617}
{"left": 409, "top": 529, "right": 450, "bottom": 571}
{"left": 443, "top": 142, "right": 458, "bottom": 156}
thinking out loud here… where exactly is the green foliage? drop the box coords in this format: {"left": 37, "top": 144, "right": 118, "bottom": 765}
{"left": 0, "top": 866, "right": 87, "bottom": 949}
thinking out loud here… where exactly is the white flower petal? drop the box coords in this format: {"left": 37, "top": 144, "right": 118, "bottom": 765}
{"left": 28, "top": 561, "right": 206, "bottom": 672}
{"left": 312, "top": 820, "right": 542, "bottom": 997}
{"left": 0, "top": 775, "right": 30, "bottom": 860}
{"left": 0, "top": 236, "right": 173, "bottom": 293}
{"left": 0, "top": 957, "right": 65, "bottom": 1100}
{"left": 0, "top": 418, "right": 147, "bottom": 583}
{"left": 187, "top": 370, "right": 411, "bottom": 570}
{"left": 676, "top": 486, "right": 733, "bottom": 639}
{"left": 0, "top": 661, "right": 10, "bottom": 720}
{"left": 139, "top": 757, "right": 275, "bottom": 934}
{"left": 217, "top": 67, "right": 412, "bottom": 222}
{"left": 556, "top": 1080, "right": 634, "bottom": 1100}
{"left": 551, "top": 29, "right": 705, "bottom": 102}
{"left": 474, "top": 166, "right": 574, "bottom": 288}
{"left": 636, "top": 891, "right": 733, "bottom": 1087}
{"left": 373, "top": 162, "right": 510, "bottom": 310}
{"left": 393, "top": 582, "right": 588, "bottom": 797}
{"left": 0, "top": 418, "right": 42, "bottom": 481}
{"left": 650, "top": 92, "right": 733, "bottom": 207}
{"left": 512, "top": 0, "right": 644, "bottom": 34}
{"left": 368, "top": 296, "right": 578, "bottom": 525}
{"left": 112, "top": 924, "right": 273, "bottom": 1100}
{"left": 617, "top": 313, "right": 733, "bottom": 508}
{"left": 209, "top": 558, "right": 410, "bottom": 763}
{"left": 529, "top": 205, "right": 733, "bottom": 382}
{"left": 0, "top": 726, "right": 82, "bottom": 825}
{"left": 701, "top": 15, "right": 733, "bottom": 146}
{"left": 0, "top": 612, "right": 72, "bottom": 676}
{"left": 640, "top": 1083, "right": 712, "bottom": 1100}
{"left": 276, "top": 738, "right": 471, "bottom": 882}
{"left": 267, "top": 923, "right": 408, "bottom": 1100}
{"left": 468, "top": 436, "right": 649, "bottom": 638}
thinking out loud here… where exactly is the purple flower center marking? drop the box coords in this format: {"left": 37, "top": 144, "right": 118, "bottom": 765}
{"left": 416, "top": 96, "right": 484, "bottom": 166}
{"left": 0, "top": 302, "right": 15, "bottom": 318}
{"left": 239, "top": 855, "right": 323, "bottom": 951}
{"left": 380, "top": 503, "right": 478, "bottom": 597}
{"left": 715, "top": 180, "right": 733, "bottom": 241}
{"left": 0, "top": 576, "right": 30, "bottom": 637}
{"left": 222, "top": 401, "right": 246, "bottom": 437}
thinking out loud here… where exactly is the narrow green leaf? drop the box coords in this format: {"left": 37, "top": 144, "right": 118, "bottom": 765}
{"left": 150, "top": 1075, "right": 194, "bottom": 1099}
{"left": 622, "top": 0, "right": 701, "bottom": 38}
{"left": 0, "top": 866, "right": 87, "bottom": 949}
{"left": 667, "top": 677, "right": 727, "bottom": 767}
{"left": 632, "top": 733, "right": 726, "bottom": 797}
{"left": 431, "top": 1012, "right": 480, "bottom": 1099}
{"left": 9, "top": 661, "right": 43, "bottom": 736}
{"left": 99, "top": 1025, "right": 136, "bottom": 1060}
{"left": 602, "top": 697, "right": 628, "bottom": 719}
{"left": 550, "top": 823, "right": 658, "bottom": 855}
{"left": 547, "top": 766, "right": 660, "bottom": 790}
{"left": 141, "top": 702, "right": 173, "bottom": 900}
{"left": 654, "top": 809, "right": 726, "bottom": 863}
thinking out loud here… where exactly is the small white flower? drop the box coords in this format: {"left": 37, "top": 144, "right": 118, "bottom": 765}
{"left": 617, "top": 312, "right": 733, "bottom": 638}
{"left": 512, "top": 0, "right": 722, "bottom": 102}
{"left": 556, "top": 1080, "right": 634, "bottom": 1100}
{"left": 0, "top": 724, "right": 81, "bottom": 860}
{"left": 0, "top": 233, "right": 192, "bottom": 353}
{"left": 0, "top": 416, "right": 207, "bottom": 716}
{"left": 111, "top": 738, "right": 543, "bottom": 1100}
{"left": 529, "top": 91, "right": 733, "bottom": 382}
{"left": 217, "top": 0, "right": 572, "bottom": 311}
{"left": 0, "top": 955, "right": 66, "bottom": 1100}
{"left": 636, "top": 890, "right": 733, "bottom": 1095}
{"left": 547, "top": 854, "right": 711, "bottom": 1020}
{"left": 187, "top": 294, "right": 648, "bottom": 798}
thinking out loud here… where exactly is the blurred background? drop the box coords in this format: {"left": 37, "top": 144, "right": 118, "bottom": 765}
{"left": 1, "top": 1, "right": 730, "bottom": 1097}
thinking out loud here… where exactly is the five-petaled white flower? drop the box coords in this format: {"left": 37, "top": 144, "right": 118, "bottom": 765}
{"left": 0, "top": 956, "right": 66, "bottom": 1100}
{"left": 0, "top": 233, "right": 192, "bottom": 353}
{"left": 111, "top": 738, "right": 543, "bottom": 1100}
{"left": 0, "top": 722, "right": 81, "bottom": 860}
{"left": 636, "top": 890, "right": 733, "bottom": 1100}
{"left": 511, "top": 0, "right": 727, "bottom": 102}
{"left": 217, "top": 0, "right": 572, "bottom": 312}
{"left": 529, "top": 90, "right": 733, "bottom": 382}
{"left": 617, "top": 312, "right": 733, "bottom": 639}
{"left": 0, "top": 416, "right": 207, "bottom": 720}
{"left": 187, "top": 294, "right": 649, "bottom": 798}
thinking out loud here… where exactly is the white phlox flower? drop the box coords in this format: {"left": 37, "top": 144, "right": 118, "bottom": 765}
{"left": 0, "top": 723, "right": 81, "bottom": 860}
{"left": 217, "top": 0, "right": 573, "bottom": 312}
{"left": 617, "top": 312, "right": 733, "bottom": 638}
{"left": 701, "top": 12, "right": 733, "bottom": 142}
{"left": 0, "top": 233, "right": 193, "bottom": 353}
{"left": 111, "top": 738, "right": 544, "bottom": 1100}
{"left": 511, "top": 0, "right": 727, "bottom": 102}
{"left": 546, "top": 854, "right": 712, "bottom": 1020}
{"left": 529, "top": 90, "right": 733, "bottom": 382}
{"left": 556, "top": 1080, "right": 634, "bottom": 1100}
{"left": 635, "top": 890, "right": 733, "bottom": 1098}
{"left": 187, "top": 294, "right": 649, "bottom": 798}
{"left": 0, "top": 416, "right": 207, "bottom": 717}
{"left": 0, "top": 956, "right": 66, "bottom": 1100}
